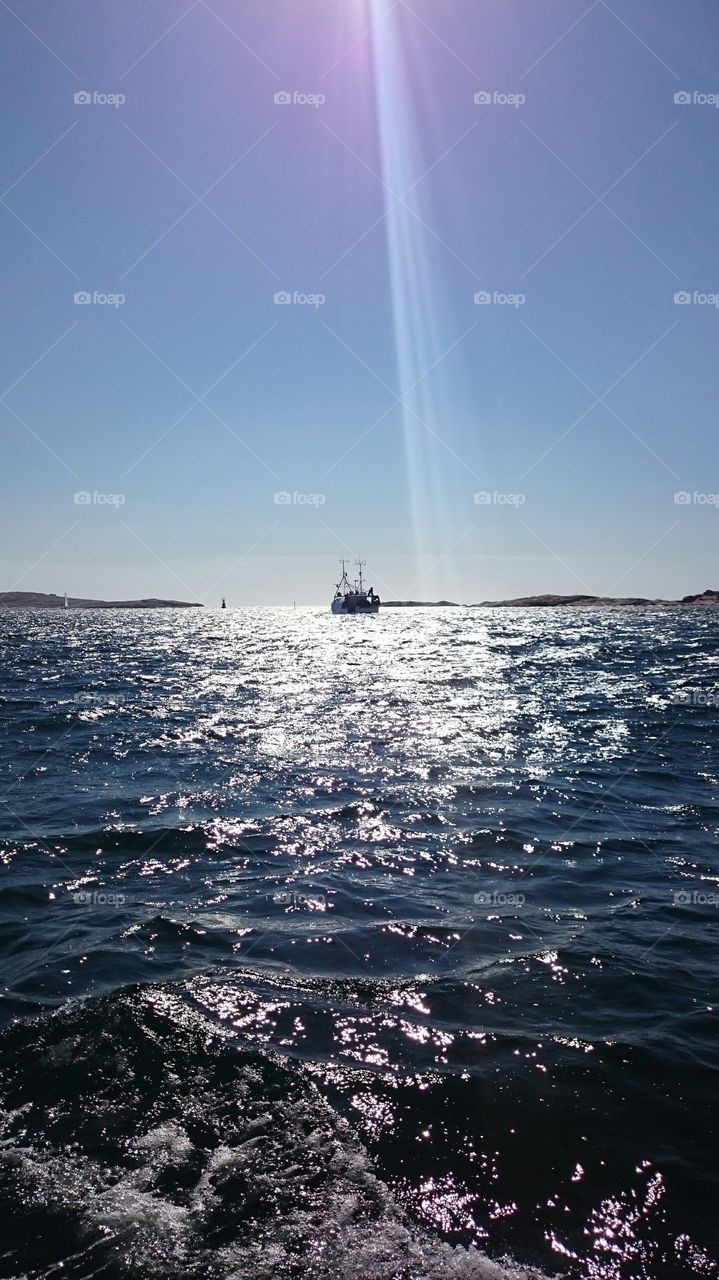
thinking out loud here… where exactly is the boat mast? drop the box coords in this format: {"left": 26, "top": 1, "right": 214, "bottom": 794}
{"left": 356, "top": 559, "right": 365, "bottom": 593}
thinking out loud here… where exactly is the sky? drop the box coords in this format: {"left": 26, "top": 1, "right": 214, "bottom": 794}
{"left": 0, "top": 0, "right": 717, "bottom": 605}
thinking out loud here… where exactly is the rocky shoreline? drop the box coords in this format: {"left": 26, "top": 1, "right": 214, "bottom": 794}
{"left": 471, "top": 589, "right": 719, "bottom": 607}
{"left": 384, "top": 589, "right": 719, "bottom": 608}
{"left": 0, "top": 592, "right": 202, "bottom": 609}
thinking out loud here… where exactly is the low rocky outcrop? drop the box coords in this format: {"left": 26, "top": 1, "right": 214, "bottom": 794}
{"left": 0, "top": 592, "right": 202, "bottom": 609}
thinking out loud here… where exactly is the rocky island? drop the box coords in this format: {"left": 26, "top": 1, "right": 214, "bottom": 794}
{"left": 381, "top": 590, "right": 719, "bottom": 608}
{"left": 382, "top": 600, "right": 459, "bottom": 608}
{"left": 471, "top": 589, "right": 719, "bottom": 607}
{"left": 0, "top": 592, "right": 202, "bottom": 609}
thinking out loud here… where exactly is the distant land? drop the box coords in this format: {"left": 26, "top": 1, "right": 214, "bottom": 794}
{"left": 0, "top": 592, "right": 201, "bottom": 609}
{"left": 2, "top": 590, "right": 718, "bottom": 611}
{"left": 471, "top": 589, "right": 719, "bottom": 607}
{"left": 385, "top": 590, "right": 719, "bottom": 608}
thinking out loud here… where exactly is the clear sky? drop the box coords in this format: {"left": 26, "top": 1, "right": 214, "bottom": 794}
{"left": 1, "top": 0, "right": 717, "bottom": 604}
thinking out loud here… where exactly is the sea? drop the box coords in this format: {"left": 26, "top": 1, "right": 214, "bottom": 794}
{"left": 0, "top": 605, "right": 717, "bottom": 1280}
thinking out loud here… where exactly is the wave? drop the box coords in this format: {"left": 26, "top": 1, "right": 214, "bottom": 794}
{"left": 0, "top": 986, "right": 548, "bottom": 1280}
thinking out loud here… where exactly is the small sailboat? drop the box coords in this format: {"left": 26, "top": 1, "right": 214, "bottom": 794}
{"left": 64, "top": 592, "right": 69, "bottom": 609}
{"left": 221, "top": 597, "right": 226, "bottom": 609}
{"left": 331, "top": 559, "right": 380, "bottom": 615}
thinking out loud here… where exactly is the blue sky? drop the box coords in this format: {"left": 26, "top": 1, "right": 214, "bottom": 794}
{"left": 1, "top": 0, "right": 717, "bottom": 604}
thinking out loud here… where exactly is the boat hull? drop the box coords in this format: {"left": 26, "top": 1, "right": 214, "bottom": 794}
{"left": 331, "top": 597, "right": 379, "bottom": 615}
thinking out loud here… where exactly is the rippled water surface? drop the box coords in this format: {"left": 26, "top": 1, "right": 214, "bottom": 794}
{"left": 1, "top": 606, "right": 718, "bottom": 1279}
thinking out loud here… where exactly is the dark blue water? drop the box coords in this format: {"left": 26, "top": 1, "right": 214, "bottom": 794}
{"left": 1, "top": 606, "right": 718, "bottom": 1279}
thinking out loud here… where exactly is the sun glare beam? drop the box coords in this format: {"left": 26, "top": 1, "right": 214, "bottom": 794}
{"left": 369, "top": 0, "right": 469, "bottom": 600}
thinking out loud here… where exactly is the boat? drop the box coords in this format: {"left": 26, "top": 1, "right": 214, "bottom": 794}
{"left": 221, "top": 597, "right": 226, "bottom": 609}
{"left": 64, "top": 592, "right": 68, "bottom": 609}
{"left": 331, "top": 560, "right": 380, "bottom": 615}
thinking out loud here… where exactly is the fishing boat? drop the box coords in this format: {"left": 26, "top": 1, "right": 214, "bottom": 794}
{"left": 331, "top": 560, "right": 380, "bottom": 615}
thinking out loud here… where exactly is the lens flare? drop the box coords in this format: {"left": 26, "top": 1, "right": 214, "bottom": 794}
{"left": 369, "top": 0, "right": 472, "bottom": 599}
